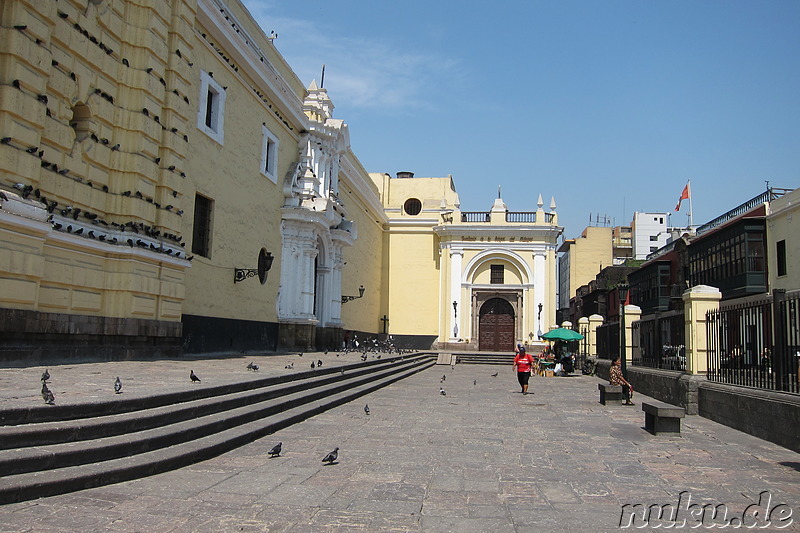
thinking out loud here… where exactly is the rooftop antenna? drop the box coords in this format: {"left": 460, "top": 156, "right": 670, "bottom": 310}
{"left": 497, "top": 185, "right": 501, "bottom": 199}
{"left": 320, "top": 64, "right": 325, "bottom": 88}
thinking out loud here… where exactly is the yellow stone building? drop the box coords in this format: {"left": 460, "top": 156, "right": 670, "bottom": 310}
{"left": 0, "top": 0, "right": 562, "bottom": 360}
{"left": 767, "top": 187, "right": 800, "bottom": 293}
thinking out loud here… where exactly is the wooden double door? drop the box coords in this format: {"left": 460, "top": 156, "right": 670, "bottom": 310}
{"left": 478, "top": 297, "right": 515, "bottom": 352}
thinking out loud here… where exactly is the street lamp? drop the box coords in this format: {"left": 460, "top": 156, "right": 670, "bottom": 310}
{"left": 537, "top": 302, "right": 543, "bottom": 337}
{"left": 618, "top": 282, "right": 630, "bottom": 379}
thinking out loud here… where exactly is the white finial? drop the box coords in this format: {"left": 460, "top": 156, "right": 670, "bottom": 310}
{"left": 550, "top": 196, "right": 557, "bottom": 211}
{"left": 537, "top": 194, "right": 544, "bottom": 208}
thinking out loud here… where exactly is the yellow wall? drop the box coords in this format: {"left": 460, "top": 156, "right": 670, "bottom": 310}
{"left": 569, "top": 226, "right": 613, "bottom": 296}
{"left": 768, "top": 188, "right": 800, "bottom": 292}
{"left": 385, "top": 230, "right": 440, "bottom": 336}
{"left": 180, "top": 13, "right": 297, "bottom": 322}
{"left": 0, "top": 0, "right": 192, "bottom": 322}
{"left": 337, "top": 161, "right": 386, "bottom": 334}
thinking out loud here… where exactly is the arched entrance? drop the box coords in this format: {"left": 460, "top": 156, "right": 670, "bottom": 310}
{"left": 478, "top": 297, "right": 515, "bottom": 352}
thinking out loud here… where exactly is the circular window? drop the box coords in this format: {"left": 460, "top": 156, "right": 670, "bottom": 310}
{"left": 403, "top": 198, "right": 422, "bottom": 216}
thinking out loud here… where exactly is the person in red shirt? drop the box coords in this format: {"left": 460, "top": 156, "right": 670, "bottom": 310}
{"left": 513, "top": 346, "right": 535, "bottom": 395}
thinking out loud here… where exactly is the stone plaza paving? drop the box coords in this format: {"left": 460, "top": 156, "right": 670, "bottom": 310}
{"left": 0, "top": 353, "right": 798, "bottom": 532}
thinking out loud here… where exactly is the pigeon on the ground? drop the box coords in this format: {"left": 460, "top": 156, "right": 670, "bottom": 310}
{"left": 322, "top": 447, "right": 339, "bottom": 464}
{"left": 298, "top": 352, "right": 303, "bottom": 357}
{"left": 311, "top": 361, "right": 315, "bottom": 369}
{"left": 247, "top": 362, "right": 259, "bottom": 371}
{"left": 41, "top": 369, "right": 50, "bottom": 382}
{"left": 439, "top": 387, "right": 446, "bottom": 396}
{"left": 491, "top": 372, "right": 499, "bottom": 377}
{"left": 42, "top": 382, "right": 55, "bottom": 405}
{"left": 317, "top": 359, "right": 323, "bottom": 367}
{"left": 284, "top": 363, "right": 294, "bottom": 369}
{"left": 114, "top": 376, "right": 122, "bottom": 394}
{"left": 441, "top": 374, "right": 446, "bottom": 382}
{"left": 190, "top": 370, "right": 201, "bottom": 383}
{"left": 474, "top": 379, "right": 477, "bottom": 386}
{"left": 268, "top": 442, "right": 282, "bottom": 457}
{"left": 364, "top": 404, "right": 370, "bottom": 415}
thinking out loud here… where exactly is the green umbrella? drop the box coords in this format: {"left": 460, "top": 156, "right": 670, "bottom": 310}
{"left": 540, "top": 328, "right": 584, "bottom": 341}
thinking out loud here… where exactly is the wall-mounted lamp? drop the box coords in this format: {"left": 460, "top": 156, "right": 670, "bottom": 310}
{"left": 342, "top": 285, "right": 365, "bottom": 304}
{"left": 453, "top": 301, "right": 458, "bottom": 317}
{"left": 234, "top": 248, "right": 274, "bottom": 284}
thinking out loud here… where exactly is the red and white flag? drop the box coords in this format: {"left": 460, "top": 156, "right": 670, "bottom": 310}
{"left": 675, "top": 182, "right": 690, "bottom": 211}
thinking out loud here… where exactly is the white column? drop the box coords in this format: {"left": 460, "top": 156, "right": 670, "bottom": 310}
{"left": 450, "top": 249, "right": 463, "bottom": 340}
{"left": 329, "top": 249, "right": 344, "bottom": 325}
{"left": 533, "top": 252, "right": 546, "bottom": 336}
{"left": 301, "top": 248, "right": 318, "bottom": 319}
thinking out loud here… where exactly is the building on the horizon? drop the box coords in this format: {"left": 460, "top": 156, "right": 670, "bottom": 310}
{"left": 631, "top": 212, "right": 670, "bottom": 260}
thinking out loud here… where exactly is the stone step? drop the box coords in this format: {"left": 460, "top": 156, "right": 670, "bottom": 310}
{"left": 0, "top": 356, "right": 435, "bottom": 504}
{"left": 456, "top": 353, "right": 516, "bottom": 365}
{"left": 0, "top": 356, "right": 432, "bottom": 475}
{"left": 0, "top": 355, "right": 430, "bottom": 449}
{"left": 0, "top": 355, "right": 417, "bottom": 427}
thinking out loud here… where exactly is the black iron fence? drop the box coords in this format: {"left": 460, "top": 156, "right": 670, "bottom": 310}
{"left": 596, "top": 322, "right": 619, "bottom": 360}
{"left": 706, "top": 289, "right": 799, "bottom": 393}
{"left": 632, "top": 310, "right": 685, "bottom": 370}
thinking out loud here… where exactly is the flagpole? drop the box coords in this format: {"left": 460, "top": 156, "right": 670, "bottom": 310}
{"left": 688, "top": 179, "right": 693, "bottom": 229}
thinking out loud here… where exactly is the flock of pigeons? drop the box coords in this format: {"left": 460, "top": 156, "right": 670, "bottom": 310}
{"left": 39, "top": 369, "right": 124, "bottom": 405}
{"left": 30, "top": 352, "right": 509, "bottom": 481}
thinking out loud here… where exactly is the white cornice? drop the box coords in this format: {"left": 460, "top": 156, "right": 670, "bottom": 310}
{"left": 434, "top": 224, "right": 564, "bottom": 241}
{"left": 197, "top": 0, "right": 307, "bottom": 127}
{"left": 386, "top": 218, "right": 440, "bottom": 227}
{"left": 339, "top": 153, "right": 387, "bottom": 223}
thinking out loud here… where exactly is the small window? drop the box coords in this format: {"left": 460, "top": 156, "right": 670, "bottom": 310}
{"left": 650, "top": 235, "right": 659, "bottom": 241}
{"left": 490, "top": 264, "right": 504, "bottom": 284}
{"left": 650, "top": 246, "right": 658, "bottom": 253}
{"left": 403, "top": 198, "right": 422, "bottom": 216}
{"left": 261, "top": 125, "right": 279, "bottom": 183}
{"left": 192, "top": 193, "right": 213, "bottom": 258}
{"left": 777, "top": 240, "right": 787, "bottom": 277}
{"left": 197, "top": 70, "right": 226, "bottom": 144}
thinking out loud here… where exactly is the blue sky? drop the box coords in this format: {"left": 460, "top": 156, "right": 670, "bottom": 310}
{"left": 241, "top": 0, "right": 799, "bottom": 239}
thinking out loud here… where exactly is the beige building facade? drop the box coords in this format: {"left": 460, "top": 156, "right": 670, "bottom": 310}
{"left": 767, "top": 187, "right": 800, "bottom": 293}
{"left": 375, "top": 174, "right": 563, "bottom": 351}
{"left": 0, "top": 0, "right": 563, "bottom": 360}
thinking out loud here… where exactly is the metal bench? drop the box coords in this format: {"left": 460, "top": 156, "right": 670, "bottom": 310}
{"left": 598, "top": 383, "right": 623, "bottom": 405}
{"left": 642, "top": 400, "right": 685, "bottom": 435}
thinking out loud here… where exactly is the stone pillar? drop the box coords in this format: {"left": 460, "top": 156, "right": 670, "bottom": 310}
{"left": 623, "top": 305, "right": 641, "bottom": 366}
{"left": 682, "top": 285, "right": 722, "bottom": 375}
{"left": 588, "top": 314, "right": 604, "bottom": 357}
{"left": 450, "top": 250, "right": 463, "bottom": 341}
{"left": 533, "top": 252, "right": 546, "bottom": 336}
{"left": 578, "top": 317, "right": 589, "bottom": 357}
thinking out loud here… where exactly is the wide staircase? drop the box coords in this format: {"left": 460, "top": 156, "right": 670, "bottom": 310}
{"left": 0, "top": 353, "right": 435, "bottom": 504}
{"left": 454, "top": 352, "right": 516, "bottom": 365}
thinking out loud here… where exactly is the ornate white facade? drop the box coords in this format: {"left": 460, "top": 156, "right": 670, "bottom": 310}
{"left": 278, "top": 83, "right": 355, "bottom": 342}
